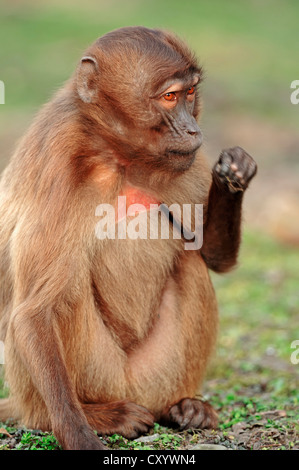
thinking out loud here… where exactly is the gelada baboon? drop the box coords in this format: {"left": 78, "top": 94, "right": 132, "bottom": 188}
{"left": 0, "top": 26, "right": 257, "bottom": 449}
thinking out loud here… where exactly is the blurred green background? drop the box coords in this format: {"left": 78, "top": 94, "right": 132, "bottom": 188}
{"left": 0, "top": 0, "right": 298, "bottom": 449}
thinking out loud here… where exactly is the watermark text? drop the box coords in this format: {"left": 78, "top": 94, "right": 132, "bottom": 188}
{"left": 95, "top": 198, "right": 203, "bottom": 250}
{"left": 290, "top": 80, "right": 299, "bottom": 104}
{"left": 290, "top": 340, "right": 299, "bottom": 365}
{"left": 0, "top": 80, "right": 4, "bottom": 104}
{"left": 0, "top": 340, "right": 4, "bottom": 364}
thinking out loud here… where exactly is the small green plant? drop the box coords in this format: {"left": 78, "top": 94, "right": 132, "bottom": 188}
{"left": 154, "top": 433, "right": 183, "bottom": 450}
{"left": 16, "top": 431, "right": 61, "bottom": 450}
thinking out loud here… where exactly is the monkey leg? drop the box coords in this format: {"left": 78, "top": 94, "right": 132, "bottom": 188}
{"left": 159, "top": 397, "right": 218, "bottom": 430}
{"left": 124, "top": 255, "right": 219, "bottom": 424}
{"left": 201, "top": 146, "right": 257, "bottom": 273}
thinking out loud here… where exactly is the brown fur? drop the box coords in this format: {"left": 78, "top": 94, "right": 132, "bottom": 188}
{"left": 0, "top": 27, "right": 256, "bottom": 450}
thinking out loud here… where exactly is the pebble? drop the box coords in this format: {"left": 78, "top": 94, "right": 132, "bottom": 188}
{"left": 190, "top": 443, "right": 228, "bottom": 450}
{"left": 134, "top": 433, "right": 160, "bottom": 443}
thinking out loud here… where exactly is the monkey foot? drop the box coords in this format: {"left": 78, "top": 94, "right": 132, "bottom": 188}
{"left": 160, "top": 398, "right": 218, "bottom": 430}
{"left": 214, "top": 146, "right": 257, "bottom": 193}
{"left": 83, "top": 400, "right": 155, "bottom": 439}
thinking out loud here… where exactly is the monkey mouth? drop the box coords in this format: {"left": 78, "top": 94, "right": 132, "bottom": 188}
{"left": 166, "top": 145, "right": 200, "bottom": 160}
{"left": 166, "top": 141, "right": 202, "bottom": 159}
{"left": 168, "top": 149, "right": 196, "bottom": 157}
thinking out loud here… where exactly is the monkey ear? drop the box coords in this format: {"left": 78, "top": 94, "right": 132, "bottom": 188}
{"left": 76, "top": 56, "right": 99, "bottom": 104}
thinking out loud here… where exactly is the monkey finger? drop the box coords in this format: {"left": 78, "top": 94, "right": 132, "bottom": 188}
{"left": 242, "top": 157, "right": 258, "bottom": 185}
{"left": 216, "top": 151, "right": 233, "bottom": 177}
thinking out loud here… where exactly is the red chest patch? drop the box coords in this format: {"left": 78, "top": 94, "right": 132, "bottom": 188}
{"left": 117, "top": 186, "right": 161, "bottom": 222}
{"left": 124, "top": 187, "right": 160, "bottom": 209}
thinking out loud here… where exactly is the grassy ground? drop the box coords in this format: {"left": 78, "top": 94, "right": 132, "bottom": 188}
{"left": 0, "top": 0, "right": 298, "bottom": 451}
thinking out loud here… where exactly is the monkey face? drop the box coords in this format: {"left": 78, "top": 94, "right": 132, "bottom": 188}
{"left": 76, "top": 27, "right": 203, "bottom": 172}
{"left": 148, "top": 75, "right": 203, "bottom": 171}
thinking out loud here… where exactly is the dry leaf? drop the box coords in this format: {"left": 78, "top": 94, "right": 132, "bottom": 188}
{"left": 0, "top": 427, "right": 12, "bottom": 438}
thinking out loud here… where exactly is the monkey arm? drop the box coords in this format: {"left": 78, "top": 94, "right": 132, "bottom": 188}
{"left": 201, "top": 177, "right": 243, "bottom": 273}
{"left": 5, "top": 200, "right": 106, "bottom": 450}
{"left": 200, "top": 146, "right": 257, "bottom": 273}
{"left": 8, "top": 303, "right": 104, "bottom": 450}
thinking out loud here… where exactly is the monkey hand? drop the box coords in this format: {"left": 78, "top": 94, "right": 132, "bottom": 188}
{"left": 213, "top": 146, "right": 257, "bottom": 193}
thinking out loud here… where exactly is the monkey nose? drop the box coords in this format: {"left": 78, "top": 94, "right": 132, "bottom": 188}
{"left": 186, "top": 126, "right": 202, "bottom": 143}
{"left": 182, "top": 120, "right": 201, "bottom": 138}
{"left": 187, "top": 127, "right": 203, "bottom": 150}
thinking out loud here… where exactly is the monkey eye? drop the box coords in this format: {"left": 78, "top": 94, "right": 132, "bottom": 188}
{"left": 186, "top": 85, "right": 196, "bottom": 102}
{"left": 158, "top": 91, "right": 178, "bottom": 109}
{"left": 163, "top": 92, "right": 177, "bottom": 102}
